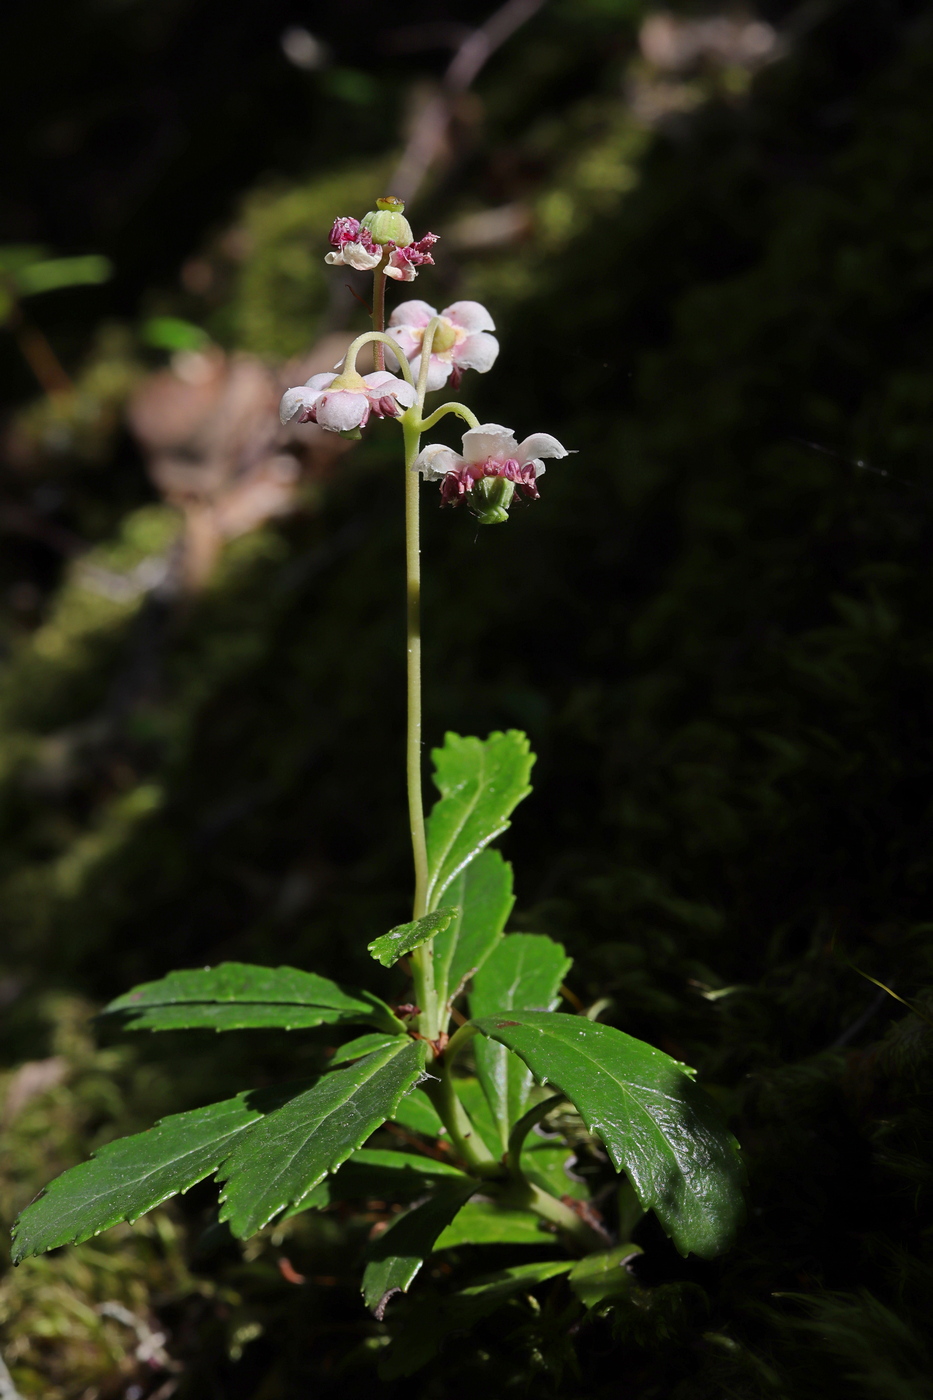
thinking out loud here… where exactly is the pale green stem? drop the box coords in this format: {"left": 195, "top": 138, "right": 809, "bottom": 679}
{"left": 419, "top": 401, "right": 481, "bottom": 434}
{"left": 416, "top": 320, "right": 440, "bottom": 403}
{"left": 506, "top": 1093, "right": 567, "bottom": 1183}
{"left": 342, "top": 331, "right": 415, "bottom": 385}
{"left": 426, "top": 1022, "right": 498, "bottom": 1173}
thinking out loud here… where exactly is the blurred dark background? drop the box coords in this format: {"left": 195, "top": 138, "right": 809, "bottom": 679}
{"left": 2, "top": 0, "right": 933, "bottom": 1395}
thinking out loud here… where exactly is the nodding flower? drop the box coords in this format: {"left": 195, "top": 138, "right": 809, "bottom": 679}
{"left": 325, "top": 200, "right": 438, "bottom": 282}
{"left": 413, "top": 423, "right": 571, "bottom": 523}
{"left": 387, "top": 300, "right": 498, "bottom": 391}
{"left": 280, "top": 369, "right": 416, "bottom": 434}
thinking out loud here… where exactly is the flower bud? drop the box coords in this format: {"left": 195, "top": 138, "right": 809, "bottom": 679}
{"left": 469, "top": 474, "right": 515, "bottom": 525}
{"left": 361, "top": 196, "right": 414, "bottom": 248}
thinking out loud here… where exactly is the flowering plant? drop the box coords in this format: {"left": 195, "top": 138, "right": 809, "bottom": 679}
{"left": 12, "top": 199, "right": 745, "bottom": 1373}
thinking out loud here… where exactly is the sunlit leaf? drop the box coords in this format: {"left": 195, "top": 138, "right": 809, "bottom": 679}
{"left": 368, "top": 907, "right": 458, "bottom": 968}
{"left": 568, "top": 1243, "right": 643, "bottom": 1307}
{"left": 12, "top": 1093, "right": 266, "bottom": 1263}
{"left": 283, "top": 1148, "right": 468, "bottom": 1215}
{"left": 102, "top": 962, "right": 403, "bottom": 1034}
{"left": 390, "top": 1087, "right": 443, "bottom": 1136}
{"left": 469, "top": 935, "right": 571, "bottom": 1151}
{"left": 330, "top": 1033, "right": 406, "bottom": 1064}
{"left": 425, "top": 731, "right": 534, "bottom": 910}
{"left": 218, "top": 1040, "right": 427, "bottom": 1236}
{"left": 435, "top": 1199, "right": 555, "bottom": 1249}
{"left": 433, "top": 849, "right": 514, "bottom": 1016}
{"left": 472, "top": 1011, "right": 746, "bottom": 1258}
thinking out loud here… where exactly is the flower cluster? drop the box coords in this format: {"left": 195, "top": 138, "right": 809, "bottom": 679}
{"left": 325, "top": 197, "right": 438, "bottom": 283}
{"left": 388, "top": 300, "right": 498, "bottom": 391}
{"left": 414, "top": 424, "right": 570, "bottom": 524}
{"left": 279, "top": 369, "right": 415, "bottom": 433}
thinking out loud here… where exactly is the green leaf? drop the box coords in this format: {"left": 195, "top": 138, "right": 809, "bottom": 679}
{"left": 452, "top": 1075, "right": 501, "bottom": 1157}
{"left": 330, "top": 1033, "right": 406, "bottom": 1064}
{"left": 568, "top": 1244, "right": 643, "bottom": 1308}
{"left": 380, "top": 1259, "right": 573, "bottom": 1379}
{"left": 521, "top": 1137, "right": 587, "bottom": 1201}
{"left": 283, "top": 1149, "right": 469, "bottom": 1215}
{"left": 102, "top": 962, "right": 402, "bottom": 1034}
{"left": 363, "top": 1178, "right": 479, "bottom": 1315}
{"left": 390, "top": 1087, "right": 443, "bottom": 1136}
{"left": 12, "top": 1094, "right": 264, "bottom": 1263}
{"left": 367, "top": 907, "right": 458, "bottom": 968}
{"left": 13, "top": 254, "right": 112, "bottom": 295}
{"left": 472, "top": 1012, "right": 746, "bottom": 1258}
{"left": 435, "top": 1199, "right": 555, "bottom": 1249}
{"left": 218, "top": 1040, "right": 427, "bottom": 1236}
{"left": 433, "top": 849, "right": 514, "bottom": 1016}
{"left": 469, "top": 935, "right": 571, "bottom": 1152}
{"left": 425, "top": 732, "right": 534, "bottom": 910}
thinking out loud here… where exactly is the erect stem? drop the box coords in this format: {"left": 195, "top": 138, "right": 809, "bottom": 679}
{"left": 425, "top": 1022, "right": 499, "bottom": 1174}
{"left": 372, "top": 252, "right": 390, "bottom": 370}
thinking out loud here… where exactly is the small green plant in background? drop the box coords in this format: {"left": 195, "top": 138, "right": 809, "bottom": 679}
{"left": 11, "top": 200, "right": 745, "bottom": 1372}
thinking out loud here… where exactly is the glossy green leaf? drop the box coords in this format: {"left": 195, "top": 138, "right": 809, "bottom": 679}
{"left": 380, "top": 1259, "right": 574, "bottom": 1379}
{"left": 521, "top": 1137, "right": 587, "bottom": 1201}
{"left": 12, "top": 1093, "right": 265, "bottom": 1263}
{"left": 330, "top": 1033, "right": 406, "bottom": 1064}
{"left": 367, "top": 907, "right": 458, "bottom": 968}
{"left": 472, "top": 1012, "right": 746, "bottom": 1258}
{"left": 433, "top": 849, "right": 514, "bottom": 1016}
{"left": 218, "top": 1040, "right": 427, "bottom": 1237}
{"left": 425, "top": 732, "right": 534, "bottom": 910}
{"left": 283, "top": 1149, "right": 468, "bottom": 1215}
{"left": 363, "top": 1178, "right": 479, "bottom": 1315}
{"left": 469, "top": 935, "right": 571, "bottom": 1151}
{"left": 452, "top": 1075, "right": 501, "bottom": 1157}
{"left": 390, "top": 1087, "right": 443, "bottom": 1136}
{"left": 435, "top": 1199, "right": 555, "bottom": 1249}
{"left": 569, "top": 1244, "right": 643, "bottom": 1308}
{"left": 102, "top": 962, "right": 402, "bottom": 1034}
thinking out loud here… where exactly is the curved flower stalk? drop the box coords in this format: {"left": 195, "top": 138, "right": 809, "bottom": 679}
{"left": 279, "top": 368, "right": 415, "bottom": 434}
{"left": 387, "top": 299, "right": 499, "bottom": 390}
{"left": 414, "top": 423, "right": 570, "bottom": 523}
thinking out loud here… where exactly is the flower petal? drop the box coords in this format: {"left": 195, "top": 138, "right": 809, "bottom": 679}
{"left": 454, "top": 332, "right": 499, "bottom": 374}
{"left": 413, "top": 443, "right": 462, "bottom": 479}
{"left": 516, "top": 433, "right": 570, "bottom": 464}
{"left": 386, "top": 326, "right": 422, "bottom": 361}
{"left": 389, "top": 300, "right": 437, "bottom": 330}
{"left": 460, "top": 423, "right": 519, "bottom": 465}
{"left": 363, "top": 372, "right": 417, "bottom": 408}
{"left": 279, "top": 387, "right": 317, "bottom": 425}
{"left": 443, "top": 300, "right": 496, "bottom": 333}
{"left": 316, "top": 390, "right": 368, "bottom": 432}
{"left": 303, "top": 372, "right": 337, "bottom": 392}
{"left": 341, "top": 242, "right": 382, "bottom": 272}
{"left": 409, "top": 353, "right": 452, "bottom": 392}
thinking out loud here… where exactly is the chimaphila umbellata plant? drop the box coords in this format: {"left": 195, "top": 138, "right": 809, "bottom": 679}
{"left": 12, "top": 198, "right": 746, "bottom": 1375}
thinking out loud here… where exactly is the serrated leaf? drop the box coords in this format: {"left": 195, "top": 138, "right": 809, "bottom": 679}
{"left": 283, "top": 1148, "right": 469, "bottom": 1216}
{"left": 367, "top": 907, "right": 458, "bottom": 968}
{"left": 363, "top": 1178, "right": 479, "bottom": 1314}
{"left": 435, "top": 1199, "right": 555, "bottom": 1249}
{"left": 390, "top": 1087, "right": 443, "bottom": 1136}
{"left": 425, "top": 732, "right": 534, "bottom": 910}
{"left": 12, "top": 1094, "right": 265, "bottom": 1263}
{"left": 433, "top": 849, "right": 514, "bottom": 1017}
{"left": 568, "top": 1244, "right": 643, "bottom": 1308}
{"left": 379, "top": 1259, "right": 574, "bottom": 1380}
{"left": 218, "top": 1040, "right": 427, "bottom": 1237}
{"left": 472, "top": 1012, "right": 746, "bottom": 1258}
{"left": 330, "top": 1033, "right": 406, "bottom": 1064}
{"left": 469, "top": 935, "right": 571, "bottom": 1152}
{"left": 103, "top": 962, "right": 402, "bottom": 1034}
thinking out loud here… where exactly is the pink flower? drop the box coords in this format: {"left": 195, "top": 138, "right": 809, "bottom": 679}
{"left": 279, "top": 369, "right": 416, "bottom": 434}
{"left": 413, "top": 423, "right": 570, "bottom": 521}
{"left": 387, "top": 300, "right": 498, "bottom": 391}
{"left": 324, "top": 216, "right": 438, "bottom": 283}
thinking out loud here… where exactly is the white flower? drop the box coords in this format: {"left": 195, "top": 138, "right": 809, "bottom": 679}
{"left": 324, "top": 215, "right": 438, "bottom": 283}
{"left": 387, "top": 300, "right": 499, "bottom": 391}
{"left": 279, "top": 369, "right": 416, "bottom": 434}
{"left": 413, "top": 423, "right": 570, "bottom": 520}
